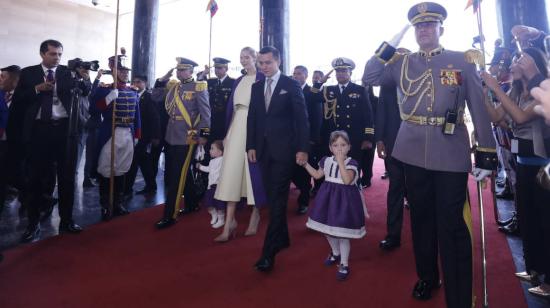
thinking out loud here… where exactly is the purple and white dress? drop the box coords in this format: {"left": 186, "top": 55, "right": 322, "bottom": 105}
{"left": 306, "top": 156, "right": 366, "bottom": 239}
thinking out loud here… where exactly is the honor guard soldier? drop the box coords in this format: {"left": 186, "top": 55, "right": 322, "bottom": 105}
{"left": 91, "top": 51, "right": 141, "bottom": 221}
{"left": 363, "top": 2, "right": 497, "bottom": 307}
{"left": 198, "top": 57, "right": 235, "bottom": 144}
{"left": 317, "top": 57, "right": 374, "bottom": 169}
{"left": 152, "top": 57, "right": 210, "bottom": 229}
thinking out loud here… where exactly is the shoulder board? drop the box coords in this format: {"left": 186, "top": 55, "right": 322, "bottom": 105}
{"left": 387, "top": 52, "right": 404, "bottom": 65}
{"left": 464, "top": 49, "right": 483, "bottom": 66}
{"left": 166, "top": 79, "right": 179, "bottom": 90}
{"left": 195, "top": 81, "right": 207, "bottom": 92}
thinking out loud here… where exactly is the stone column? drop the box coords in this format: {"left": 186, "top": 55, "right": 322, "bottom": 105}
{"left": 131, "top": 0, "right": 159, "bottom": 87}
{"left": 260, "top": 0, "right": 289, "bottom": 74}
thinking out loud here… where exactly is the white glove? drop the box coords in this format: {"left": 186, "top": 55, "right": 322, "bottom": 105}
{"left": 388, "top": 24, "right": 411, "bottom": 47}
{"left": 472, "top": 168, "right": 492, "bottom": 182}
{"left": 105, "top": 89, "right": 119, "bottom": 105}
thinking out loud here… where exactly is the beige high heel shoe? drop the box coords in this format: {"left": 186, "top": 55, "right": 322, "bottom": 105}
{"left": 244, "top": 208, "right": 260, "bottom": 236}
{"left": 214, "top": 220, "right": 237, "bottom": 243}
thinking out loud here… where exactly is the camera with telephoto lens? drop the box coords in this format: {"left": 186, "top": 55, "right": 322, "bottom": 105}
{"left": 67, "top": 58, "right": 100, "bottom": 72}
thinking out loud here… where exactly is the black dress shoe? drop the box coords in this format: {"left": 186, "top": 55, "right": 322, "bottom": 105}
{"left": 83, "top": 178, "right": 97, "bottom": 188}
{"left": 412, "top": 279, "right": 441, "bottom": 300}
{"left": 381, "top": 171, "right": 389, "bottom": 179}
{"left": 379, "top": 238, "right": 401, "bottom": 251}
{"left": 297, "top": 204, "right": 308, "bottom": 215}
{"left": 59, "top": 222, "right": 83, "bottom": 234}
{"left": 20, "top": 225, "right": 40, "bottom": 243}
{"left": 178, "top": 207, "right": 200, "bottom": 216}
{"left": 254, "top": 257, "right": 275, "bottom": 272}
{"left": 156, "top": 218, "right": 176, "bottom": 229}
{"left": 499, "top": 219, "right": 519, "bottom": 235}
{"left": 136, "top": 187, "right": 156, "bottom": 195}
{"left": 101, "top": 208, "right": 112, "bottom": 221}
{"left": 113, "top": 205, "right": 130, "bottom": 216}
{"left": 497, "top": 213, "right": 515, "bottom": 226}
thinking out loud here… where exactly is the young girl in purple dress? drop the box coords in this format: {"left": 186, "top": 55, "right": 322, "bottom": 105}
{"left": 197, "top": 140, "right": 226, "bottom": 228}
{"left": 301, "top": 130, "right": 367, "bottom": 281}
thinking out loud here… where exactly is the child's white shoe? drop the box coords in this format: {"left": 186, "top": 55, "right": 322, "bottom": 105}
{"left": 212, "top": 212, "right": 225, "bottom": 229}
{"left": 208, "top": 208, "right": 217, "bottom": 225}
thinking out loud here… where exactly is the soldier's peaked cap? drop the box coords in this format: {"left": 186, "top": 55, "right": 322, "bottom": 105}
{"left": 331, "top": 57, "right": 355, "bottom": 70}
{"left": 176, "top": 57, "right": 198, "bottom": 70}
{"left": 212, "top": 57, "right": 230, "bottom": 67}
{"left": 408, "top": 2, "right": 447, "bottom": 26}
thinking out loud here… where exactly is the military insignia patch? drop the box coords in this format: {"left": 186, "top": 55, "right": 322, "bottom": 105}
{"left": 183, "top": 91, "right": 194, "bottom": 100}
{"left": 348, "top": 93, "right": 360, "bottom": 99}
{"left": 440, "top": 69, "right": 462, "bottom": 86}
{"left": 417, "top": 3, "right": 428, "bottom": 13}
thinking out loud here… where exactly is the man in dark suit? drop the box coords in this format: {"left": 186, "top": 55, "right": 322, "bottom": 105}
{"left": 124, "top": 75, "right": 161, "bottom": 196}
{"left": 375, "top": 81, "right": 406, "bottom": 251}
{"left": 291, "top": 65, "right": 323, "bottom": 214}
{"left": 12, "top": 39, "right": 87, "bottom": 242}
{"left": 0, "top": 65, "right": 20, "bottom": 213}
{"left": 247, "top": 46, "right": 309, "bottom": 272}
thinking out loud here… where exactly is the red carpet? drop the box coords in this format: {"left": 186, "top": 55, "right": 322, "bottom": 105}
{"left": 0, "top": 159, "right": 526, "bottom": 308}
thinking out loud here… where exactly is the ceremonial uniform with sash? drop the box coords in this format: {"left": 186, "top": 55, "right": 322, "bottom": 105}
{"left": 363, "top": 3, "right": 497, "bottom": 307}
{"left": 318, "top": 58, "right": 374, "bottom": 167}
{"left": 152, "top": 57, "right": 210, "bottom": 228}
{"left": 91, "top": 55, "right": 141, "bottom": 219}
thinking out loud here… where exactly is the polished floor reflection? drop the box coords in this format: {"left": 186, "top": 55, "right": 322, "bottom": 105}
{"left": 0, "top": 156, "right": 166, "bottom": 251}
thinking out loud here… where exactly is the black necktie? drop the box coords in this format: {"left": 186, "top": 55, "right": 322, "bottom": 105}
{"left": 40, "top": 69, "right": 54, "bottom": 121}
{"left": 340, "top": 85, "right": 346, "bottom": 94}
{"left": 217, "top": 79, "right": 222, "bottom": 87}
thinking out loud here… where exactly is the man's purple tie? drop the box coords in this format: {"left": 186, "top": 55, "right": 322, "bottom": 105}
{"left": 40, "top": 69, "right": 54, "bottom": 121}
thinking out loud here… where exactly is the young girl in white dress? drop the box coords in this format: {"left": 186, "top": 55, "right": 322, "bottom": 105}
{"left": 197, "top": 140, "right": 225, "bottom": 228}
{"left": 301, "top": 130, "right": 367, "bottom": 281}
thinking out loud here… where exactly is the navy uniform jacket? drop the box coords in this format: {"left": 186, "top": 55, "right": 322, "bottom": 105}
{"left": 303, "top": 84, "right": 323, "bottom": 144}
{"left": 206, "top": 76, "right": 235, "bottom": 141}
{"left": 319, "top": 82, "right": 374, "bottom": 160}
{"left": 364, "top": 47, "right": 497, "bottom": 172}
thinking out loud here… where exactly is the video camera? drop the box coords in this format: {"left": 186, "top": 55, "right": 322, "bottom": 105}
{"left": 67, "top": 58, "right": 100, "bottom": 72}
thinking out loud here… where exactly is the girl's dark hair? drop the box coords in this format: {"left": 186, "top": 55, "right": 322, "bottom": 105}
{"left": 212, "top": 140, "right": 224, "bottom": 153}
{"left": 329, "top": 130, "right": 350, "bottom": 145}
{"left": 511, "top": 47, "right": 548, "bottom": 101}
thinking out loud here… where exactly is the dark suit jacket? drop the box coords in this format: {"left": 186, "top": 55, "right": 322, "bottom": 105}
{"left": 138, "top": 90, "right": 161, "bottom": 142}
{"left": 246, "top": 74, "right": 309, "bottom": 162}
{"left": 303, "top": 84, "right": 323, "bottom": 144}
{"left": 375, "top": 83, "right": 401, "bottom": 156}
{"left": 9, "top": 64, "right": 83, "bottom": 142}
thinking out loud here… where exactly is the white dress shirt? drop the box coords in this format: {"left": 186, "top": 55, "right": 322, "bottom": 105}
{"left": 36, "top": 64, "right": 68, "bottom": 120}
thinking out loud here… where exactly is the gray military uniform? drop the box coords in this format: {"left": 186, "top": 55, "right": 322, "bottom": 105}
{"left": 363, "top": 47, "right": 496, "bottom": 172}
{"left": 152, "top": 80, "right": 210, "bottom": 145}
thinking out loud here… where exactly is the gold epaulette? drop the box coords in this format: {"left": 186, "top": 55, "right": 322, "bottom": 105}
{"left": 386, "top": 52, "right": 404, "bottom": 65}
{"left": 476, "top": 147, "right": 497, "bottom": 153}
{"left": 464, "top": 49, "right": 484, "bottom": 66}
{"left": 195, "top": 81, "right": 207, "bottom": 92}
{"left": 166, "top": 79, "right": 179, "bottom": 90}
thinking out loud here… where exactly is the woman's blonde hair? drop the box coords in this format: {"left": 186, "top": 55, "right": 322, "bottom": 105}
{"left": 241, "top": 46, "right": 257, "bottom": 59}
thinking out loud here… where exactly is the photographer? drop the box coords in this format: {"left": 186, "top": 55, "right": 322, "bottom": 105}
{"left": 67, "top": 59, "right": 96, "bottom": 186}
{"left": 12, "top": 39, "right": 89, "bottom": 243}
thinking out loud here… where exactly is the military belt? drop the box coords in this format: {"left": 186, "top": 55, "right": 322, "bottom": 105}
{"left": 115, "top": 117, "right": 134, "bottom": 124}
{"left": 405, "top": 115, "right": 464, "bottom": 126}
